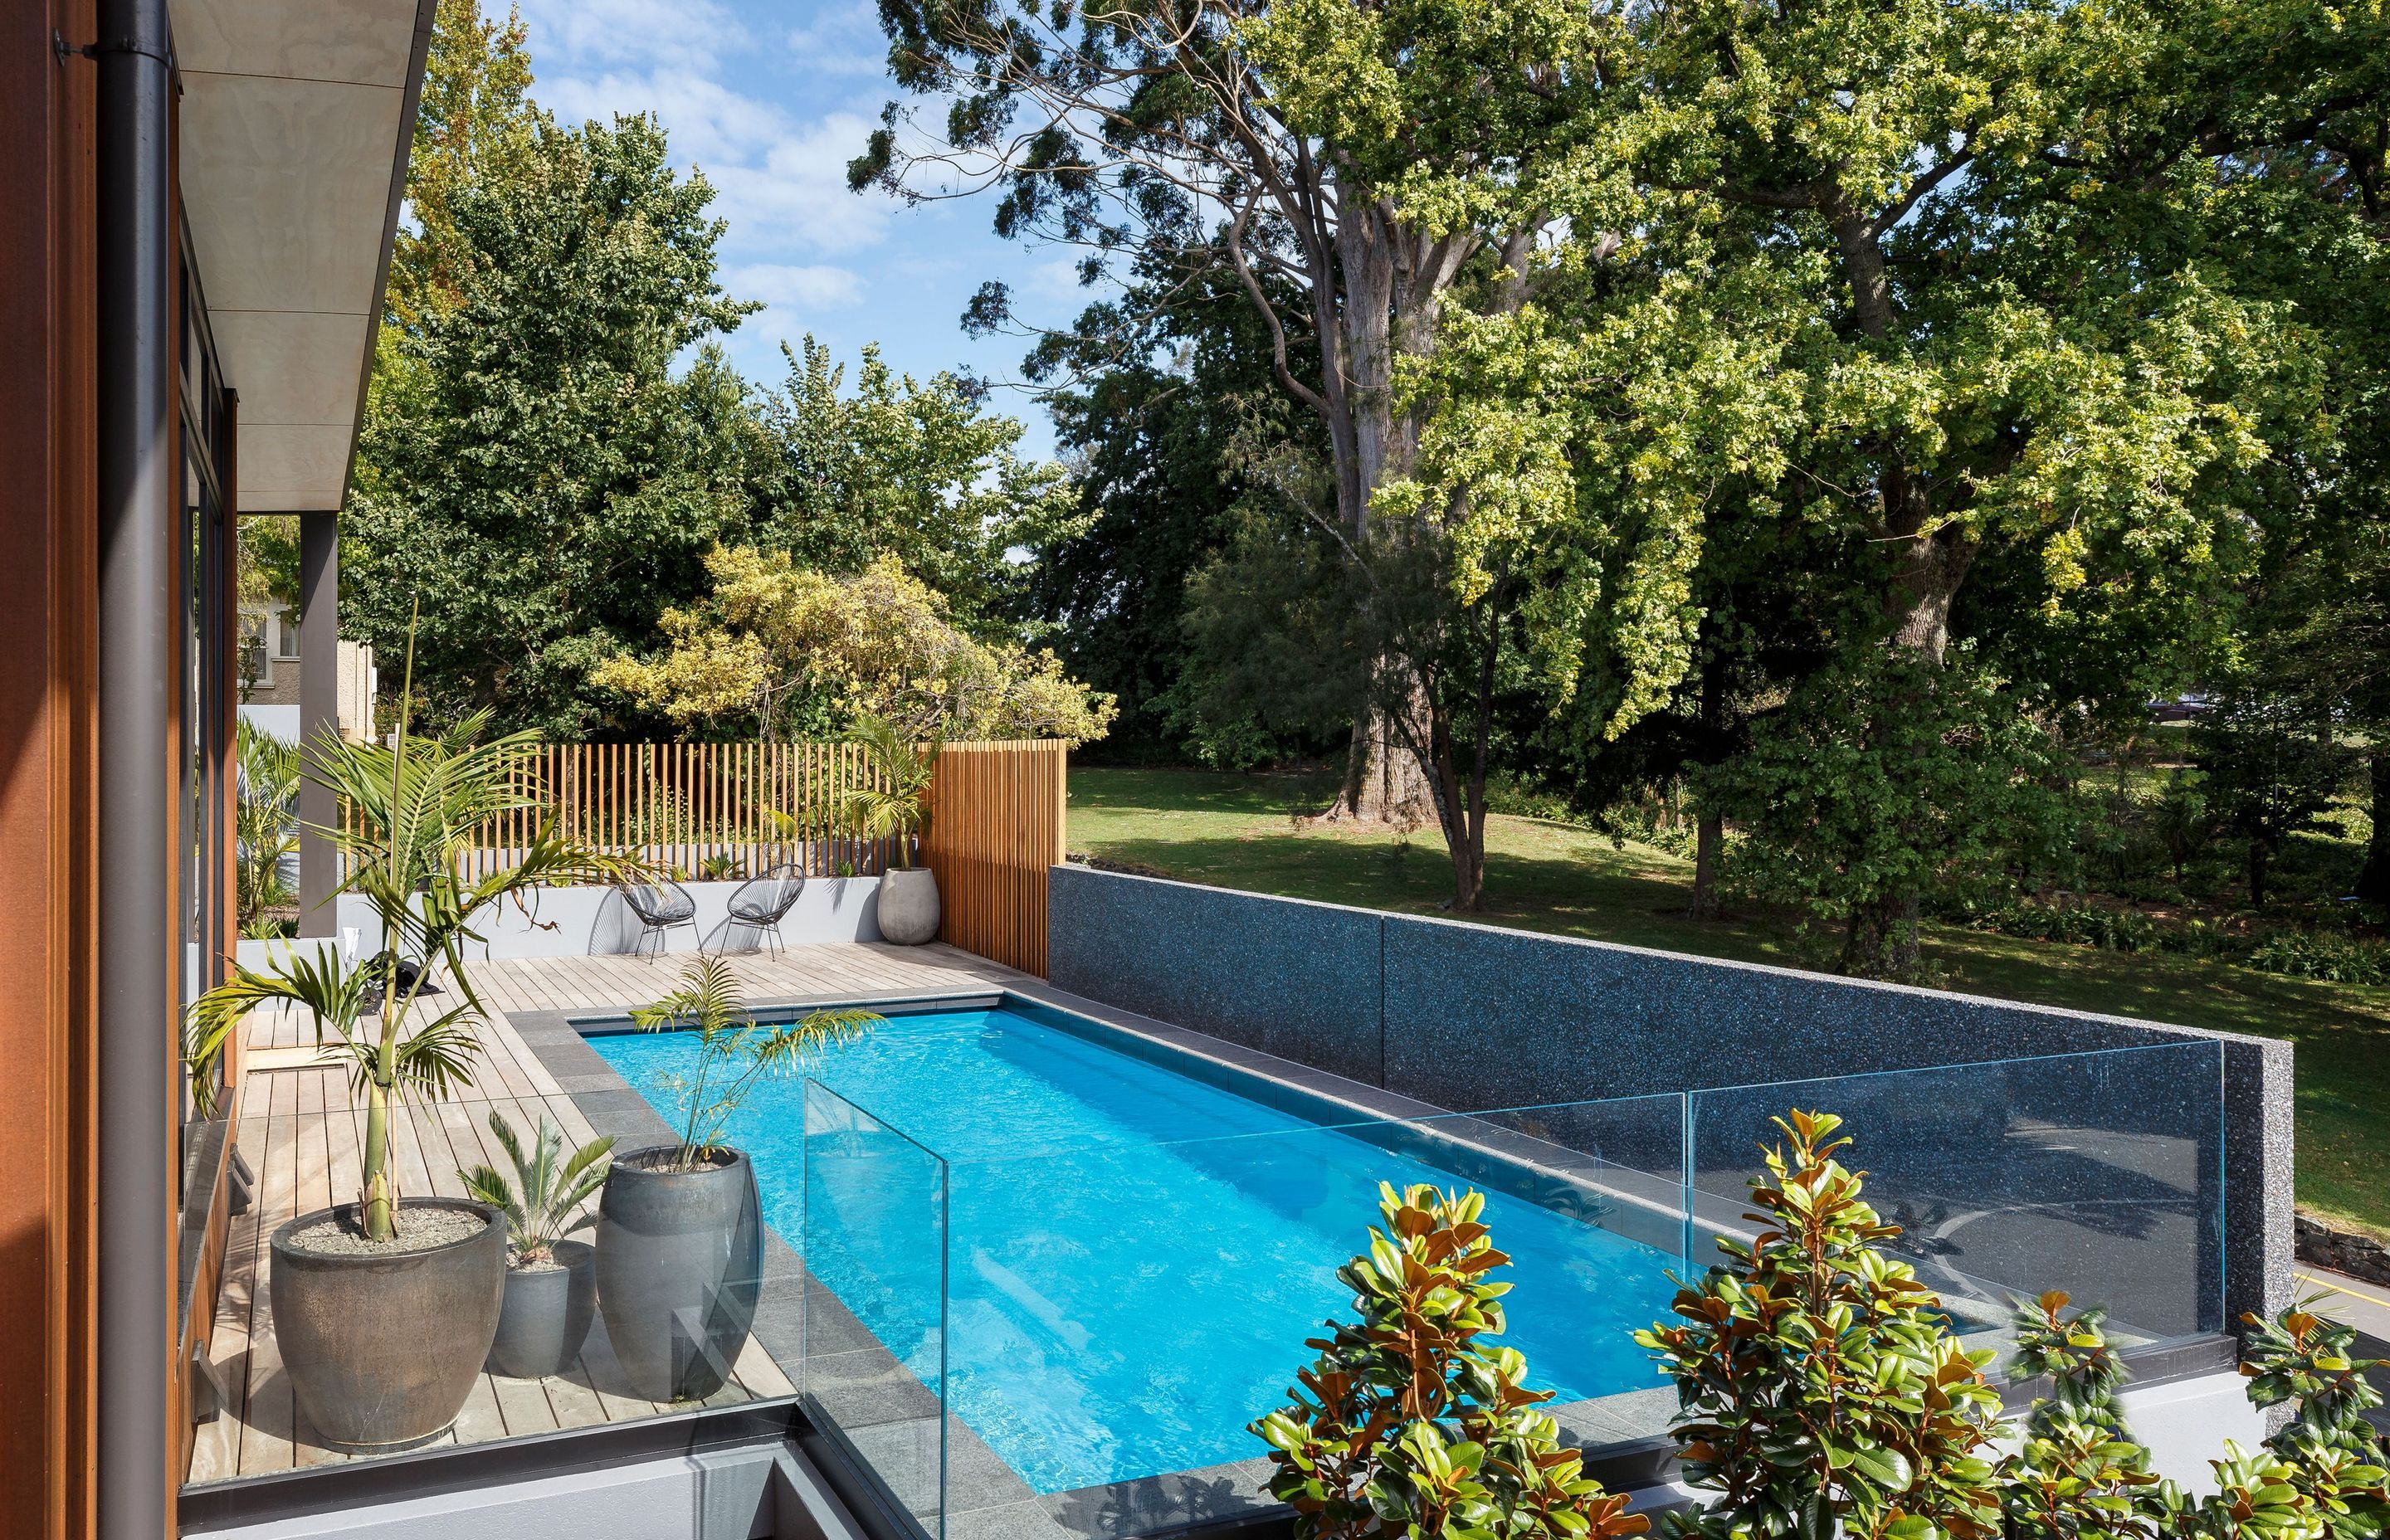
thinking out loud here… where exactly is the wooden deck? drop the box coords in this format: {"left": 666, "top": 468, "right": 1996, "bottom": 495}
{"left": 188, "top": 942, "right": 1025, "bottom": 1487}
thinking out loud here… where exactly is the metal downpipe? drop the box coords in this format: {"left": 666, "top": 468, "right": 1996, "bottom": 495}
{"left": 95, "top": 0, "right": 177, "bottom": 1532}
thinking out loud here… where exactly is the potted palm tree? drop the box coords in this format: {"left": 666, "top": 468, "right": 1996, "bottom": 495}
{"left": 842, "top": 716, "right": 942, "bottom": 944}
{"left": 186, "top": 626, "right": 641, "bottom": 1452}
{"left": 598, "top": 955, "right": 876, "bottom": 1400}
{"left": 462, "top": 1113, "right": 614, "bottom": 1380}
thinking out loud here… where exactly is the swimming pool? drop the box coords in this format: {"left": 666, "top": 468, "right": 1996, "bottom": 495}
{"left": 591, "top": 1003, "right": 1680, "bottom": 1494}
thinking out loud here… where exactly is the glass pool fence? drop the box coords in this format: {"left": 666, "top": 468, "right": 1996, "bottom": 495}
{"left": 799, "top": 1038, "right": 2227, "bottom": 1540}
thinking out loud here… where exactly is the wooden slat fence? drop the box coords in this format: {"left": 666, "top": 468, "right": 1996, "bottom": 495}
{"left": 378, "top": 738, "right": 1068, "bottom": 975}
{"left": 919, "top": 740, "right": 1068, "bottom": 976}
{"left": 444, "top": 742, "right": 899, "bottom": 882}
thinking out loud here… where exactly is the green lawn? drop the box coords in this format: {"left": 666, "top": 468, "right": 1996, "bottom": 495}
{"left": 1066, "top": 765, "right": 2390, "bottom": 1235}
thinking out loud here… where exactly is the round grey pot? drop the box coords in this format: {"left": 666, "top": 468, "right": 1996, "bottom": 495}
{"left": 876, "top": 866, "right": 940, "bottom": 945}
{"left": 594, "top": 1148, "right": 762, "bottom": 1401}
{"left": 267, "top": 1197, "right": 505, "bottom": 1455}
{"left": 486, "top": 1239, "right": 597, "bottom": 1380}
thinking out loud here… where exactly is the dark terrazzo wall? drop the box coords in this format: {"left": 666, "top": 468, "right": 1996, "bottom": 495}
{"left": 1046, "top": 864, "right": 2295, "bottom": 1324}
{"left": 1042, "top": 866, "right": 1385, "bottom": 1084}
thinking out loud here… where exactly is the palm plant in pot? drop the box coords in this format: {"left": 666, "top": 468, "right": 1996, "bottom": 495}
{"left": 841, "top": 715, "right": 941, "bottom": 944}
{"left": 599, "top": 955, "right": 877, "bottom": 1400}
{"left": 186, "top": 632, "right": 641, "bottom": 1452}
{"left": 462, "top": 1114, "right": 614, "bottom": 1380}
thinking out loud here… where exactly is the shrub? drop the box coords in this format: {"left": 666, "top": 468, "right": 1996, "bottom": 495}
{"left": 1999, "top": 1294, "right": 2171, "bottom": 1539}
{"left": 1636, "top": 1114, "right": 2390, "bottom": 1540}
{"left": 1634, "top": 1110, "right": 2007, "bottom": 1539}
{"left": 2241, "top": 1303, "right": 2390, "bottom": 1537}
{"left": 1250, "top": 1183, "right": 1648, "bottom": 1540}
{"left": 2246, "top": 930, "right": 2390, "bottom": 987}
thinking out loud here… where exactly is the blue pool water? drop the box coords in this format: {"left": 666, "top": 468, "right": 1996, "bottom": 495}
{"left": 592, "top": 1006, "right": 1679, "bottom": 1493}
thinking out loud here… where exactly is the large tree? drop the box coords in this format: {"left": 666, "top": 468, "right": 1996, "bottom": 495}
{"left": 345, "top": 110, "right": 764, "bottom": 736}
{"left": 751, "top": 338, "right": 1074, "bottom": 638}
{"left": 850, "top": 0, "right": 1593, "bottom": 824}
{"left": 1362, "top": 0, "right": 2349, "bottom": 968}
{"left": 1018, "top": 256, "right": 1331, "bottom": 760}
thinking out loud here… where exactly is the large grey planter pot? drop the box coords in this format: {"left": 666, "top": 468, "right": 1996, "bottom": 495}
{"left": 487, "top": 1239, "right": 597, "bottom": 1380}
{"left": 594, "top": 1148, "right": 762, "bottom": 1401}
{"left": 268, "top": 1197, "right": 505, "bottom": 1454}
{"left": 876, "top": 866, "right": 940, "bottom": 945}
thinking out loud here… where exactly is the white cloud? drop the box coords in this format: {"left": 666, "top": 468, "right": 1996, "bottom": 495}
{"left": 785, "top": 0, "right": 887, "bottom": 77}
{"left": 702, "top": 114, "right": 892, "bottom": 253}
{"left": 726, "top": 261, "right": 866, "bottom": 313}
{"left": 512, "top": 0, "right": 745, "bottom": 71}
{"left": 537, "top": 67, "right": 791, "bottom": 166}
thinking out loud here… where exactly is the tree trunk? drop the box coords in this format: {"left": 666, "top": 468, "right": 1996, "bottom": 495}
{"left": 1690, "top": 813, "right": 1724, "bottom": 920}
{"left": 1315, "top": 185, "right": 1466, "bottom": 830}
{"left": 2357, "top": 750, "right": 2390, "bottom": 904}
{"left": 2248, "top": 838, "right": 2270, "bottom": 909}
{"left": 1843, "top": 892, "right": 1923, "bottom": 978}
{"left": 1323, "top": 704, "right": 1435, "bottom": 828}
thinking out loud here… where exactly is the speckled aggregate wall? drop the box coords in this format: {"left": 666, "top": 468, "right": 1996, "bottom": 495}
{"left": 1046, "top": 863, "right": 2294, "bottom": 1328}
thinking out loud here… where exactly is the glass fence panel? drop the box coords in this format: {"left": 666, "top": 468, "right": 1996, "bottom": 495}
{"left": 934, "top": 1094, "right": 1689, "bottom": 1528}
{"left": 1686, "top": 1040, "right": 2226, "bottom": 1343}
{"left": 804, "top": 1078, "right": 949, "bottom": 1540}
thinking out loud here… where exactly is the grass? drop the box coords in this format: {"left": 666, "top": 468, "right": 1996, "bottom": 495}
{"left": 1067, "top": 764, "right": 2390, "bottom": 1235}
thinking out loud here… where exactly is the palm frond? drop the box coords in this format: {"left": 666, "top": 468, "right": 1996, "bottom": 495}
{"left": 186, "top": 944, "right": 370, "bottom": 1115}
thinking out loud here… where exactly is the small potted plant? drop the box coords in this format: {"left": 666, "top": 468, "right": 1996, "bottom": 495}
{"left": 186, "top": 624, "right": 640, "bottom": 1452}
{"left": 462, "top": 1113, "right": 614, "bottom": 1380}
{"left": 597, "top": 956, "right": 878, "bottom": 1400}
{"left": 842, "top": 716, "right": 942, "bottom": 944}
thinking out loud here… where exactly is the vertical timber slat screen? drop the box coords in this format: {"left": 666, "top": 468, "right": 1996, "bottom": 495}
{"left": 413, "top": 741, "right": 1069, "bottom": 976}
{"left": 919, "top": 739, "right": 1067, "bottom": 976}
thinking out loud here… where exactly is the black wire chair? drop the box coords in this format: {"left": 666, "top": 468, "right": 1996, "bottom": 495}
{"left": 721, "top": 864, "right": 805, "bottom": 958}
{"left": 615, "top": 879, "right": 699, "bottom": 960}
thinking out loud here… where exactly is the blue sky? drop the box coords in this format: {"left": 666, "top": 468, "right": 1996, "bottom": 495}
{"left": 510, "top": 0, "right": 1081, "bottom": 456}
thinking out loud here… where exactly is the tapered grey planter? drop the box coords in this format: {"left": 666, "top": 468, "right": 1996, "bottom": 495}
{"left": 594, "top": 1148, "right": 762, "bottom": 1401}
{"left": 487, "top": 1239, "right": 596, "bottom": 1380}
{"left": 876, "top": 866, "right": 940, "bottom": 945}
{"left": 268, "top": 1197, "right": 505, "bottom": 1454}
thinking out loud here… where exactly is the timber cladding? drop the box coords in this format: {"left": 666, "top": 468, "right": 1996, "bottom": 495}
{"left": 919, "top": 740, "right": 1068, "bottom": 977}
{"left": 0, "top": 0, "right": 100, "bottom": 1536}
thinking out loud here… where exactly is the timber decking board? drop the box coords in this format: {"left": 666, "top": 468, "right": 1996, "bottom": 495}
{"left": 195, "top": 940, "right": 1027, "bottom": 1487}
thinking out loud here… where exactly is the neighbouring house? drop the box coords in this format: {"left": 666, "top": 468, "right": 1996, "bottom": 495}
{"left": 236, "top": 598, "right": 376, "bottom": 742}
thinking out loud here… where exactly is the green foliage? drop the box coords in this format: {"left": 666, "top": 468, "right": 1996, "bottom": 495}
{"left": 1997, "top": 1294, "right": 2173, "bottom": 1540}
{"left": 1019, "top": 262, "right": 1334, "bottom": 764}
{"left": 388, "top": 0, "right": 536, "bottom": 329}
{"left": 1701, "top": 653, "right": 2075, "bottom": 978}
{"left": 1634, "top": 1109, "right": 2007, "bottom": 1540}
{"left": 347, "top": 108, "right": 762, "bottom": 737}
{"left": 2193, "top": 694, "right": 2358, "bottom": 909}
{"left": 2012, "top": 1294, "right": 2134, "bottom": 1440}
{"left": 234, "top": 719, "right": 301, "bottom": 938}
{"left": 2240, "top": 1301, "right": 2390, "bottom": 1537}
{"left": 836, "top": 717, "right": 939, "bottom": 870}
{"left": 1251, "top": 1183, "right": 1651, "bottom": 1540}
{"left": 754, "top": 338, "right": 1072, "bottom": 636}
{"left": 461, "top": 1113, "right": 614, "bottom": 1265}
{"left": 630, "top": 954, "right": 879, "bottom": 1165}
{"left": 2246, "top": 932, "right": 2390, "bottom": 987}
{"left": 592, "top": 548, "right": 1115, "bottom": 744}
{"left": 1637, "top": 1109, "right": 2390, "bottom": 1540}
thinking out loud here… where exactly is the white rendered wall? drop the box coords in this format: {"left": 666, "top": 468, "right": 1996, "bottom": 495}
{"left": 237, "top": 875, "right": 885, "bottom": 972}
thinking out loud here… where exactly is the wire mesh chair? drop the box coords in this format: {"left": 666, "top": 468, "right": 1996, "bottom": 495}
{"left": 615, "top": 880, "right": 699, "bottom": 961}
{"left": 721, "top": 864, "right": 804, "bottom": 958}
